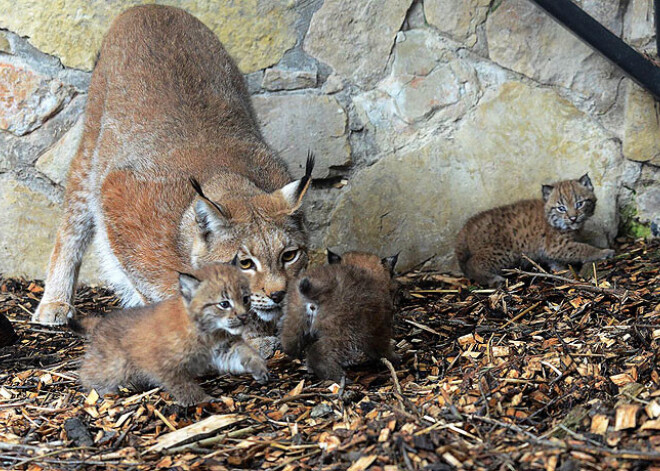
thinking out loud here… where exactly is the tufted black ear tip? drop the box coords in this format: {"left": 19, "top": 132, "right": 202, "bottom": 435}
{"left": 381, "top": 252, "right": 399, "bottom": 277}
{"left": 579, "top": 173, "right": 593, "bottom": 191}
{"left": 299, "top": 277, "right": 312, "bottom": 296}
{"left": 326, "top": 249, "right": 342, "bottom": 265}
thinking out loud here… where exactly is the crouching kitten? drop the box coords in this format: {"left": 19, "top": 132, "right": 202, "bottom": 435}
{"left": 455, "top": 174, "right": 614, "bottom": 287}
{"left": 72, "top": 263, "right": 268, "bottom": 406}
{"left": 281, "top": 250, "right": 400, "bottom": 382}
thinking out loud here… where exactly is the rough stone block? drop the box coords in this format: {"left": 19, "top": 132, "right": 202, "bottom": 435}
{"left": 0, "top": 62, "right": 74, "bottom": 136}
{"left": 253, "top": 94, "right": 350, "bottom": 179}
{"left": 303, "top": 0, "right": 412, "bottom": 89}
{"left": 0, "top": 174, "right": 102, "bottom": 284}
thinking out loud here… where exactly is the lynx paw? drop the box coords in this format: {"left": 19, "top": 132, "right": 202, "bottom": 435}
{"left": 245, "top": 356, "right": 269, "bottom": 384}
{"left": 600, "top": 249, "right": 615, "bottom": 260}
{"left": 174, "top": 389, "right": 214, "bottom": 407}
{"left": 32, "top": 301, "right": 74, "bottom": 326}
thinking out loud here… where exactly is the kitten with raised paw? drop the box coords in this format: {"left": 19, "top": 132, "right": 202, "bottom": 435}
{"left": 281, "top": 250, "right": 400, "bottom": 382}
{"left": 455, "top": 174, "right": 614, "bottom": 287}
{"left": 72, "top": 263, "right": 268, "bottom": 407}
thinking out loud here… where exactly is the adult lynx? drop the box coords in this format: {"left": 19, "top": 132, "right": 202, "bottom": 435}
{"left": 34, "top": 5, "right": 313, "bottom": 327}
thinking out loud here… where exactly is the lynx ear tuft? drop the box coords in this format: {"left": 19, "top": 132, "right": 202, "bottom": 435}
{"left": 541, "top": 184, "right": 554, "bottom": 202}
{"left": 178, "top": 272, "right": 201, "bottom": 304}
{"left": 578, "top": 173, "right": 593, "bottom": 191}
{"left": 279, "top": 152, "right": 315, "bottom": 214}
{"left": 381, "top": 253, "right": 399, "bottom": 277}
{"left": 326, "top": 249, "right": 342, "bottom": 265}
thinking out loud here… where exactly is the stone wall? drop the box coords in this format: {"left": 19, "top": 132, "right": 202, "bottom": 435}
{"left": 0, "top": 0, "right": 658, "bottom": 282}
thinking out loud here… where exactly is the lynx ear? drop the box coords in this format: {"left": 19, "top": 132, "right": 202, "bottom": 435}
{"left": 278, "top": 152, "right": 315, "bottom": 214}
{"left": 190, "top": 177, "right": 231, "bottom": 239}
{"left": 178, "top": 272, "right": 201, "bottom": 304}
{"left": 327, "top": 249, "right": 342, "bottom": 265}
{"left": 578, "top": 173, "right": 594, "bottom": 191}
{"left": 381, "top": 253, "right": 399, "bottom": 277}
{"left": 298, "top": 277, "right": 314, "bottom": 297}
{"left": 541, "top": 184, "right": 554, "bottom": 202}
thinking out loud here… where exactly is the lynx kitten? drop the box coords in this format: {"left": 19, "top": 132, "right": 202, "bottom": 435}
{"left": 73, "top": 264, "right": 268, "bottom": 406}
{"left": 455, "top": 174, "right": 614, "bottom": 287}
{"left": 281, "top": 251, "right": 400, "bottom": 381}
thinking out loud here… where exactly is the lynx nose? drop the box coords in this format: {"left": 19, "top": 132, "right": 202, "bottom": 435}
{"left": 237, "top": 312, "right": 249, "bottom": 324}
{"left": 569, "top": 216, "right": 578, "bottom": 222}
{"left": 269, "top": 291, "right": 286, "bottom": 304}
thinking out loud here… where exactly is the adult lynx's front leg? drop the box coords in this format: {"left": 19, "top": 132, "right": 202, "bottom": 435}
{"left": 33, "top": 154, "right": 95, "bottom": 325}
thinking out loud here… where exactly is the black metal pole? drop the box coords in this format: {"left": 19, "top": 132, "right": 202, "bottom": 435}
{"left": 528, "top": 0, "right": 660, "bottom": 101}
{"left": 653, "top": 0, "right": 660, "bottom": 56}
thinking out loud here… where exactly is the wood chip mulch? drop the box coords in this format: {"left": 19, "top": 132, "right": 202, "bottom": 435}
{"left": 0, "top": 239, "right": 658, "bottom": 471}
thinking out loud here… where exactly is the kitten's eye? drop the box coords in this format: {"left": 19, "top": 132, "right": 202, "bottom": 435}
{"left": 556, "top": 205, "right": 567, "bottom": 213}
{"left": 281, "top": 249, "right": 299, "bottom": 264}
{"left": 239, "top": 259, "right": 255, "bottom": 270}
{"left": 243, "top": 295, "right": 251, "bottom": 306}
{"left": 218, "top": 301, "right": 231, "bottom": 310}
{"left": 575, "top": 201, "right": 585, "bottom": 209}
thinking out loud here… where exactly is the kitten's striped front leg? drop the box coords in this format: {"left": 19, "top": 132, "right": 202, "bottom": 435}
{"left": 544, "top": 241, "right": 614, "bottom": 265}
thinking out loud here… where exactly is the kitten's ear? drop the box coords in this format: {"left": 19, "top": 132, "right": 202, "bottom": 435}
{"left": 276, "top": 152, "right": 315, "bottom": 215}
{"left": 381, "top": 253, "right": 399, "bottom": 277}
{"left": 190, "top": 177, "right": 232, "bottom": 239}
{"left": 298, "top": 277, "right": 314, "bottom": 297}
{"left": 178, "top": 272, "right": 201, "bottom": 304}
{"left": 326, "top": 249, "right": 342, "bottom": 265}
{"left": 541, "top": 184, "right": 554, "bottom": 202}
{"left": 578, "top": 173, "right": 594, "bottom": 191}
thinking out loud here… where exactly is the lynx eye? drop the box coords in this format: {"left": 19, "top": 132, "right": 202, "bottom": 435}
{"left": 218, "top": 300, "right": 232, "bottom": 310}
{"left": 243, "top": 295, "right": 251, "bottom": 306}
{"left": 239, "top": 259, "right": 255, "bottom": 270}
{"left": 575, "top": 200, "right": 585, "bottom": 209}
{"left": 281, "top": 249, "right": 299, "bottom": 264}
{"left": 556, "top": 205, "right": 567, "bottom": 213}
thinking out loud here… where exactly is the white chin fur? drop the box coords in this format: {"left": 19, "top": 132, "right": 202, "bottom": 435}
{"left": 254, "top": 308, "right": 281, "bottom": 322}
{"left": 214, "top": 319, "right": 243, "bottom": 335}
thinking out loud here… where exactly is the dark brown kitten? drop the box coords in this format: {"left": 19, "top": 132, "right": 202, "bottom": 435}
{"left": 73, "top": 264, "right": 267, "bottom": 406}
{"left": 455, "top": 174, "right": 614, "bottom": 287}
{"left": 281, "top": 251, "right": 400, "bottom": 381}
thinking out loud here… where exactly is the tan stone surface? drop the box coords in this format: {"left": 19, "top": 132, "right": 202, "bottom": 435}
{"left": 35, "top": 117, "right": 84, "bottom": 185}
{"left": 486, "top": 0, "right": 621, "bottom": 112}
{"left": 304, "top": 0, "right": 412, "bottom": 89}
{"left": 623, "top": 82, "right": 660, "bottom": 165}
{"left": 253, "top": 94, "right": 350, "bottom": 179}
{"left": 0, "top": 0, "right": 298, "bottom": 72}
{"left": 0, "top": 175, "right": 102, "bottom": 283}
{"left": 325, "top": 82, "right": 622, "bottom": 271}
{"left": 424, "top": 0, "right": 490, "bottom": 46}
{"left": 0, "top": 63, "right": 74, "bottom": 136}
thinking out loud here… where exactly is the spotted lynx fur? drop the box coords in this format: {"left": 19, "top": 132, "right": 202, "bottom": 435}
{"left": 455, "top": 174, "right": 614, "bottom": 286}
